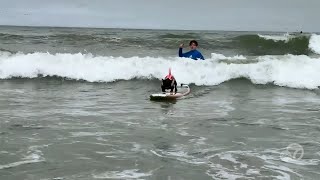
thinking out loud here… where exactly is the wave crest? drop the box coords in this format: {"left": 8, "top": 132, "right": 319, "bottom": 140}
{"left": 309, "top": 34, "right": 320, "bottom": 54}
{"left": 0, "top": 52, "right": 320, "bottom": 89}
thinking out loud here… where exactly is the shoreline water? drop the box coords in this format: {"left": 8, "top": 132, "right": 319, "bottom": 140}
{"left": 1, "top": 78, "right": 320, "bottom": 179}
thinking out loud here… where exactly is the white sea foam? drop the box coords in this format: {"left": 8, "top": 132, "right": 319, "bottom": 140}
{"left": 1, "top": 52, "right": 320, "bottom": 89}
{"left": 258, "top": 33, "right": 291, "bottom": 42}
{"left": 309, "top": 34, "right": 320, "bottom": 54}
{"left": 280, "top": 156, "right": 320, "bottom": 166}
{"left": 0, "top": 159, "right": 41, "bottom": 170}
{"left": 0, "top": 145, "right": 45, "bottom": 170}
{"left": 70, "top": 131, "right": 112, "bottom": 137}
{"left": 93, "top": 169, "right": 152, "bottom": 179}
{"left": 211, "top": 53, "right": 246, "bottom": 61}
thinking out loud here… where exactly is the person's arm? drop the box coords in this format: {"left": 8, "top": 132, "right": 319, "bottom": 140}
{"left": 179, "top": 48, "right": 183, "bottom": 57}
{"left": 179, "top": 49, "right": 192, "bottom": 58}
{"left": 178, "top": 43, "right": 186, "bottom": 57}
{"left": 199, "top": 53, "right": 205, "bottom": 60}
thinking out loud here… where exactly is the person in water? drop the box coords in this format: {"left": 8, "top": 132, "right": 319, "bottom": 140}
{"left": 179, "top": 40, "right": 205, "bottom": 60}
{"left": 161, "top": 68, "right": 177, "bottom": 94}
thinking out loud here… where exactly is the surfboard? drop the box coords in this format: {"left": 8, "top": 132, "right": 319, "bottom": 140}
{"left": 150, "top": 84, "right": 190, "bottom": 101}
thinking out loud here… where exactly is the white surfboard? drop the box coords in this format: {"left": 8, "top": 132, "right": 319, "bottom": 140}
{"left": 150, "top": 84, "right": 190, "bottom": 101}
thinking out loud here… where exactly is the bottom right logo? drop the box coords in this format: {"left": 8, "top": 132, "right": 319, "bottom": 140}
{"left": 280, "top": 143, "right": 304, "bottom": 161}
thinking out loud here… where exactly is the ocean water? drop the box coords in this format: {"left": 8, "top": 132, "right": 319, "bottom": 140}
{"left": 0, "top": 26, "right": 320, "bottom": 180}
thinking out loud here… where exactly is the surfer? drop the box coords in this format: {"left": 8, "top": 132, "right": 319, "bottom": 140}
{"left": 161, "top": 68, "right": 177, "bottom": 94}
{"left": 179, "top": 40, "right": 205, "bottom": 60}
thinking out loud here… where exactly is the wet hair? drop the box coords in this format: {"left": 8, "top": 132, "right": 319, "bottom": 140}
{"left": 189, "top": 40, "right": 198, "bottom": 46}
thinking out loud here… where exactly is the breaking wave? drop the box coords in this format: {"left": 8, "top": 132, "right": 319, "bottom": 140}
{"left": 1, "top": 52, "right": 320, "bottom": 89}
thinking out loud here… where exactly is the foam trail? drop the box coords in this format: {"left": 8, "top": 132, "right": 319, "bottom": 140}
{"left": 258, "top": 33, "right": 291, "bottom": 42}
{"left": 211, "top": 53, "right": 246, "bottom": 61}
{"left": 93, "top": 169, "right": 152, "bottom": 179}
{"left": 1, "top": 52, "right": 320, "bottom": 89}
{"left": 0, "top": 146, "right": 45, "bottom": 170}
{"left": 309, "top": 34, "right": 320, "bottom": 54}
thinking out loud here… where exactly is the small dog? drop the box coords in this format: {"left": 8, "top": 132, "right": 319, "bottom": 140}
{"left": 161, "top": 68, "right": 177, "bottom": 94}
